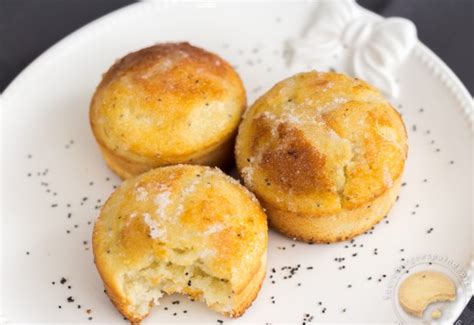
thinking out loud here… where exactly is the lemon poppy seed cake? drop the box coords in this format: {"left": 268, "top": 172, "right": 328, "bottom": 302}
{"left": 235, "top": 71, "right": 407, "bottom": 243}
{"left": 92, "top": 165, "right": 268, "bottom": 323}
{"left": 90, "top": 42, "right": 246, "bottom": 179}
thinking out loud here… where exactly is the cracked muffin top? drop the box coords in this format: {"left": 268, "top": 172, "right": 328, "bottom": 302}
{"left": 235, "top": 71, "right": 408, "bottom": 216}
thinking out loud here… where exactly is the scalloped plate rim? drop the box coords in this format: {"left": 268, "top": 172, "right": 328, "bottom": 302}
{"left": 1, "top": 1, "right": 473, "bottom": 119}
{"left": 1, "top": 1, "right": 472, "bottom": 323}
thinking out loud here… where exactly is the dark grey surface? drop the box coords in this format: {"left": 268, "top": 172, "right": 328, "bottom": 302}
{"left": 358, "top": 0, "right": 474, "bottom": 95}
{"left": 0, "top": 0, "right": 473, "bottom": 94}
{"left": 455, "top": 296, "right": 474, "bottom": 325}
{"left": 0, "top": 0, "right": 135, "bottom": 92}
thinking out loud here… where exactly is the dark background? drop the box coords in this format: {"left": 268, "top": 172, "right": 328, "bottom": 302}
{"left": 0, "top": 1, "right": 473, "bottom": 322}
{"left": 0, "top": 0, "right": 473, "bottom": 94}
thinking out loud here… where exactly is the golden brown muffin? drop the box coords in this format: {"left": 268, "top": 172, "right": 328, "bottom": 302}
{"left": 90, "top": 42, "right": 246, "bottom": 179}
{"left": 93, "top": 165, "right": 268, "bottom": 323}
{"left": 235, "top": 71, "right": 407, "bottom": 243}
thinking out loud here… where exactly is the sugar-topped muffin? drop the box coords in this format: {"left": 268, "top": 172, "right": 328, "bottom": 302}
{"left": 235, "top": 71, "right": 407, "bottom": 243}
{"left": 90, "top": 42, "right": 246, "bottom": 179}
{"left": 93, "top": 165, "right": 268, "bottom": 323}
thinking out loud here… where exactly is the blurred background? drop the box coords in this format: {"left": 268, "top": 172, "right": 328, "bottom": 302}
{"left": 0, "top": 0, "right": 473, "bottom": 93}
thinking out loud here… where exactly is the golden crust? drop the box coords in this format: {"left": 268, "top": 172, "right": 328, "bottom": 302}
{"left": 97, "top": 132, "right": 235, "bottom": 179}
{"left": 92, "top": 165, "right": 267, "bottom": 322}
{"left": 267, "top": 176, "right": 402, "bottom": 242}
{"left": 235, "top": 71, "right": 407, "bottom": 242}
{"left": 90, "top": 42, "right": 245, "bottom": 178}
{"left": 227, "top": 254, "right": 266, "bottom": 317}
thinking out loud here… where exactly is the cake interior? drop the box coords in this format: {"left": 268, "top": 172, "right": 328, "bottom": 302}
{"left": 119, "top": 247, "right": 233, "bottom": 318}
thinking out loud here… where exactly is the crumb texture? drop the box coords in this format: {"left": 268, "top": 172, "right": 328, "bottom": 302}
{"left": 93, "top": 165, "right": 267, "bottom": 321}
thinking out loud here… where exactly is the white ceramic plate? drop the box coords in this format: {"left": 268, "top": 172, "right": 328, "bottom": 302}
{"left": 1, "top": 1, "right": 472, "bottom": 323}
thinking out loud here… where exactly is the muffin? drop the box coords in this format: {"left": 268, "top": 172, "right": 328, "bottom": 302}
{"left": 90, "top": 42, "right": 246, "bottom": 179}
{"left": 235, "top": 71, "right": 407, "bottom": 243}
{"left": 93, "top": 165, "right": 268, "bottom": 323}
